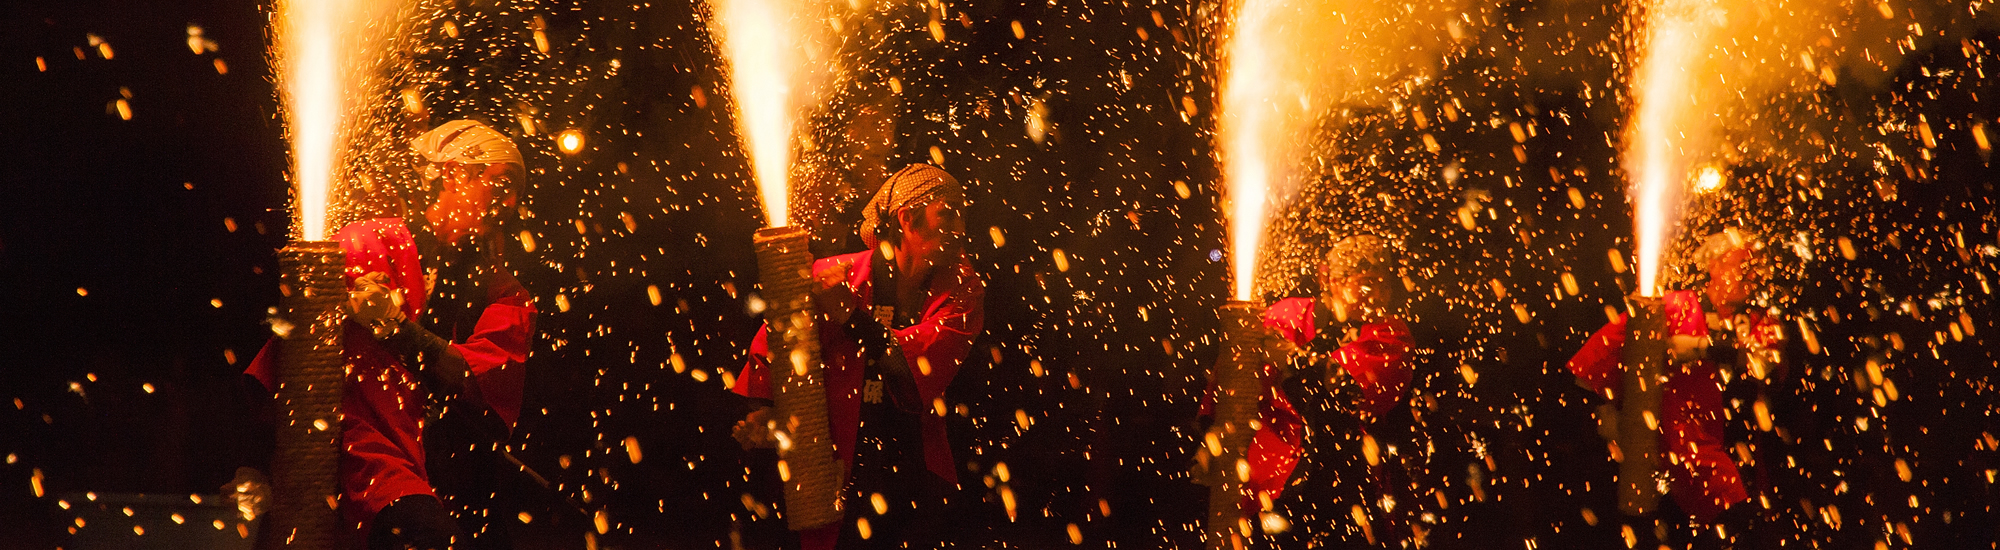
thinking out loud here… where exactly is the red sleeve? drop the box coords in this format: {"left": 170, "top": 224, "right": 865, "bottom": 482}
{"left": 1662, "top": 367, "right": 1747, "bottom": 521}
{"left": 340, "top": 334, "right": 435, "bottom": 526}
{"left": 1245, "top": 422, "right": 1302, "bottom": 497}
{"left": 733, "top": 327, "right": 773, "bottom": 400}
{"left": 1669, "top": 445, "right": 1747, "bottom": 522}
{"left": 1334, "top": 319, "right": 1414, "bottom": 417}
{"left": 893, "top": 261, "right": 985, "bottom": 405}
{"left": 1745, "top": 312, "right": 1789, "bottom": 380}
{"left": 340, "top": 406, "right": 435, "bottom": 519}
{"left": 1568, "top": 315, "right": 1627, "bottom": 395}
{"left": 245, "top": 337, "right": 278, "bottom": 391}
{"left": 456, "top": 287, "right": 536, "bottom": 431}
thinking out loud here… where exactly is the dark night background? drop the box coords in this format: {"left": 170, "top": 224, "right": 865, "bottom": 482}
{"left": 3, "top": 0, "right": 1999, "bottom": 549}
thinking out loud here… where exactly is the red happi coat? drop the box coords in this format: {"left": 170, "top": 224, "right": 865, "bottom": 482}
{"left": 732, "top": 251, "right": 984, "bottom": 549}
{"left": 247, "top": 218, "right": 535, "bottom": 540}
{"left": 1566, "top": 290, "right": 1747, "bottom": 521}
{"left": 1203, "top": 297, "right": 1414, "bottom": 512}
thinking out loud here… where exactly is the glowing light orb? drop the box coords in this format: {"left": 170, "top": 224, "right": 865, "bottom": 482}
{"left": 558, "top": 129, "right": 585, "bottom": 155}
{"left": 1693, "top": 164, "right": 1725, "bottom": 194}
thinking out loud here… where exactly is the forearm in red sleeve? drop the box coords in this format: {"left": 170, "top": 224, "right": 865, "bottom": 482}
{"left": 340, "top": 407, "right": 433, "bottom": 522}
{"left": 1335, "top": 327, "right": 1413, "bottom": 417}
{"left": 1747, "top": 314, "right": 1789, "bottom": 380}
{"left": 445, "top": 299, "right": 535, "bottom": 431}
{"left": 892, "top": 285, "right": 984, "bottom": 405}
{"left": 1567, "top": 317, "right": 1627, "bottom": 395}
{"left": 454, "top": 300, "right": 535, "bottom": 376}
{"left": 1665, "top": 430, "right": 1747, "bottom": 522}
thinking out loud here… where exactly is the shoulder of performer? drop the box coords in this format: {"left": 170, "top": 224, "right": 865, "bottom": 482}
{"left": 1361, "top": 316, "right": 1413, "bottom": 345}
{"left": 486, "top": 269, "right": 534, "bottom": 308}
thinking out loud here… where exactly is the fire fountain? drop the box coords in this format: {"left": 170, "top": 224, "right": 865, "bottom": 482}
{"left": 1614, "top": 0, "right": 1719, "bottom": 518}
{"left": 260, "top": 0, "right": 360, "bottom": 547}
{"left": 711, "top": 0, "right": 843, "bottom": 530}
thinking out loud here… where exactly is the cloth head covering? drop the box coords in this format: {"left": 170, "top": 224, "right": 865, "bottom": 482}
{"left": 1696, "top": 227, "right": 1768, "bottom": 287}
{"left": 413, "top": 120, "right": 524, "bottom": 182}
{"left": 336, "top": 218, "right": 428, "bottom": 319}
{"left": 1324, "top": 235, "right": 1396, "bottom": 281}
{"left": 1696, "top": 227, "right": 1760, "bottom": 264}
{"left": 859, "top": 163, "right": 965, "bottom": 248}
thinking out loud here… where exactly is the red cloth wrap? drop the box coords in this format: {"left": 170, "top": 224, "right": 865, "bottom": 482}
{"left": 1565, "top": 290, "right": 1747, "bottom": 521}
{"left": 732, "top": 251, "right": 984, "bottom": 548}
{"left": 246, "top": 218, "right": 536, "bottom": 540}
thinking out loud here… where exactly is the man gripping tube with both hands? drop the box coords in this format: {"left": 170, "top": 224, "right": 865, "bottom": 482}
{"left": 732, "top": 164, "right": 985, "bottom": 550}
{"left": 246, "top": 120, "right": 535, "bottom": 550}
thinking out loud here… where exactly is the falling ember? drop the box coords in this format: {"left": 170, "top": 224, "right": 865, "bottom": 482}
{"left": 710, "top": 0, "right": 831, "bottom": 228}
{"left": 1623, "top": 0, "right": 1719, "bottom": 296}
{"left": 272, "top": 0, "right": 388, "bottom": 241}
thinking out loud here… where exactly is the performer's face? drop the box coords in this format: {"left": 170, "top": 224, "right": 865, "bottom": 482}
{"left": 894, "top": 200, "right": 965, "bottom": 279}
{"left": 1705, "top": 247, "right": 1758, "bottom": 311}
{"left": 428, "top": 162, "right": 518, "bottom": 244}
{"left": 1324, "top": 268, "right": 1393, "bottom": 323}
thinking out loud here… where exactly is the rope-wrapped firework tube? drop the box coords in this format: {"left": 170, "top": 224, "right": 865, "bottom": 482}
{"left": 260, "top": 242, "right": 345, "bottom": 549}
{"left": 1617, "top": 295, "right": 1668, "bottom": 516}
{"left": 753, "top": 226, "right": 843, "bottom": 531}
{"left": 1204, "top": 301, "right": 1265, "bottom": 549}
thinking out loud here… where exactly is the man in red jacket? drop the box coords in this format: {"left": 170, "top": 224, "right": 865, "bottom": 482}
{"left": 732, "top": 163, "right": 984, "bottom": 550}
{"left": 1198, "top": 235, "right": 1415, "bottom": 542}
{"left": 247, "top": 120, "right": 536, "bottom": 549}
{"left": 1566, "top": 229, "right": 1779, "bottom": 527}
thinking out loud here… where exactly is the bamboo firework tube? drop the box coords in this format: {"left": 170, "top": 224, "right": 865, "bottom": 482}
{"left": 753, "top": 226, "right": 843, "bottom": 530}
{"left": 1617, "top": 295, "right": 1668, "bottom": 516}
{"left": 260, "top": 241, "right": 346, "bottom": 549}
{"left": 1205, "top": 301, "right": 1266, "bottom": 549}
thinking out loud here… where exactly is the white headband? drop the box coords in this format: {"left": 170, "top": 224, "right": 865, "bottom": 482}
{"left": 413, "top": 120, "right": 523, "bottom": 181}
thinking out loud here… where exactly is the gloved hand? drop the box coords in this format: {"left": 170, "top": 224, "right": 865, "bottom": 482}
{"left": 733, "top": 407, "right": 777, "bottom": 450}
{"left": 1259, "top": 327, "right": 1300, "bottom": 366}
{"left": 1669, "top": 334, "right": 1708, "bottom": 364}
{"left": 811, "top": 271, "right": 861, "bottom": 326}
{"left": 368, "top": 494, "right": 460, "bottom": 550}
{"left": 345, "top": 272, "right": 407, "bottom": 339}
{"left": 219, "top": 467, "right": 268, "bottom": 521}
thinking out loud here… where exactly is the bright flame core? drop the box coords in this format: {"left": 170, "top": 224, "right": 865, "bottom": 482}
{"left": 1625, "top": 1, "right": 1715, "bottom": 297}
{"left": 276, "top": 0, "right": 347, "bottom": 242}
{"left": 1212, "top": 0, "right": 1485, "bottom": 301}
{"left": 1218, "top": 0, "right": 1283, "bottom": 302}
{"left": 712, "top": 0, "right": 813, "bottom": 228}
{"left": 273, "top": 0, "right": 391, "bottom": 241}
